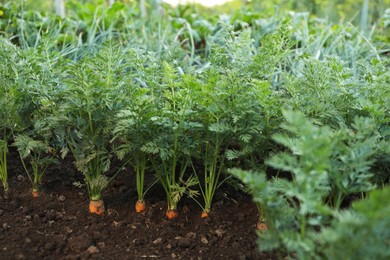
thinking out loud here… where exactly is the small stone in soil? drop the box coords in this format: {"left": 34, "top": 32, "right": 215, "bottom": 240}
{"left": 66, "top": 215, "right": 77, "bottom": 221}
{"left": 97, "top": 242, "right": 105, "bottom": 249}
{"left": 133, "top": 238, "right": 145, "bottom": 246}
{"left": 64, "top": 226, "right": 73, "bottom": 234}
{"left": 33, "top": 214, "right": 39, "bottom": 222}
{"left": 215, "top": 229, "right": 225, "bottom": 238}
{"left": 58, "top": 195, "right": 66, "bottom": 202}
{"left": 87, "top": 245, "right": 100, "bottom": 254}
{"left": 185, "top": 232, "right": 197, "bottom": 239}
{"left": 153, "top": 238, "right": 162, "bottom": 244}
{"left": 200, "top": 236, "right": 208, "bottom": 245}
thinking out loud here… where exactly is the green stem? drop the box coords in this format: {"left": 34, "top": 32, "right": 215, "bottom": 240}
{"left": 333, "top": 189, "right": 345, "bottom": 210}
{"left": 19, "top": 154, "right": 33, "bottom": 186}
{"left": 0, "top": 129, "right": 8, "bottom": 192}
{"left": 204, "top": 133, "right": 224, "bottom": 213}
{"left": 135, "top": 153, "right": 146, "bottom": 201}
{"left": 300, "top": 215, "right": 306, "bottom": 239}
{"left": 33, "top": 161, "right": 39, "bottom": 192}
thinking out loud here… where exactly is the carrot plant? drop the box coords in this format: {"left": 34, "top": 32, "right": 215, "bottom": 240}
{"left": 230, "top": 111, "right": 335, "bottom": 258}
{"left": 193, "top": 70, "right": 262, "bottom": 217}
{"left": 328, "top": 117, "right": 386, "bottom": 209}
{"left": 4, "top": 36, "right": 68, "bottom": 196}
{"left": 0, "top": 38, "right": 19, "bottom": 193}
{"left": 113, "top": 88, "right": 158, "bottom": 213}
{"left": 0, "top": 75, "right": 9, "bottom": 193}
{"left": 55, "top": 44, "right": 129, "bottom": 214}
{"left": 317, "top": 186, "right": 390, "bottom": 259}
{"left": 142, "top": 62, "right": 201, "bottom": 219}
{"left": 231, "top": 108, "right": 389, "bottom": 257}
{"left": 13, "top": 134, "right": 57, "bottom": 197}
{"left": 189, "top": 25, "right": 264, "bottom": 218}
{"left": 0, "top": 38, "right": 35, "bottom": 193}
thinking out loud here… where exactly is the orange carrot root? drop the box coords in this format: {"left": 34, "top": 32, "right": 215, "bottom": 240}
{"left": 256, "top": 222, "right": 268, "bottom": 231}
{"left": 32, "top": 190, "right": 39, "bottom": 198}
{"left": 166, "top": 209, "right": 178, "bottom": 220}
{"left": 201, "top": 211, "right": 209, "bottom": 219}
{"left": 89, "top": 199, "right": 105, "bottom": 215}
{"left": 135, "top": 200, "right": 146, "bottom": 213}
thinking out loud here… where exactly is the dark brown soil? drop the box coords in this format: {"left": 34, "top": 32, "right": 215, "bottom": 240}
{"left": 0, "top": 152, "right": 276, "bottom": 259}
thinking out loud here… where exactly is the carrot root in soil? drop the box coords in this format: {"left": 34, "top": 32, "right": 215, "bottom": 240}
{"left": 201, "top": 211, "right": 209, "bottom": 219}
{"left": 89, "top": 199, "right": 105, "bottom": 215}
{"left": 32, "top": 190, "right": 39, "bottom": 198}
{"left": 256, "top": 222, "right": 268, "bottom": 231}
{"left": 135, "top": 200, "right": 146, "bottom": 213}
{"left": 166, "top": 209, "right": 178, "bottom": 220}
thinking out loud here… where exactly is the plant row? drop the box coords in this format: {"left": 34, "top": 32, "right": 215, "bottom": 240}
{"left": 0, "top": 2, "right": 389, "bottom": 258}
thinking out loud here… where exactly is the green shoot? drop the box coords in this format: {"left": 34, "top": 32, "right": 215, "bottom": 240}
{"left": 13, "top": 134, "right": 57, "bottom": 195}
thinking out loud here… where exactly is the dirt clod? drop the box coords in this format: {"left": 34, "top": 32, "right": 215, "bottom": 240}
{"left": 67, "top": 233, "right": 93, "bottom": 253}
{"left": 177, "top": 238, "right": 191, "bottom": 248}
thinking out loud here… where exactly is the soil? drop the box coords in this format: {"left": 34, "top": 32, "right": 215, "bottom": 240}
{"left": 0, "top": 150, "right": 276, "bottom": 259}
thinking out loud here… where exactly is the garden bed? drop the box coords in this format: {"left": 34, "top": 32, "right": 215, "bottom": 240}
{"left": 0, "top": 151, "right": 275, "bottom": 259}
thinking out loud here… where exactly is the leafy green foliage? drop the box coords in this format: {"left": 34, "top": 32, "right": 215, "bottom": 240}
{"left": 13, "top": 134, "right": 57, "bottom": 192}
{"left": 141, "top": 62, "right": 202, "bottom": 211}
{"left": 113, "top": 74, "right": 159, "bottom": 202}
{"left": 0, "top": 38, "right": 19, "bottom": 192}
{"left": 231, "top": 109, "right": 389, "bottom": 257}
{"left": 317, "top": 186, "right": 390, "bottom": 260}
{"left": 53, "top": 43, "right": 130, "bottom": 200}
